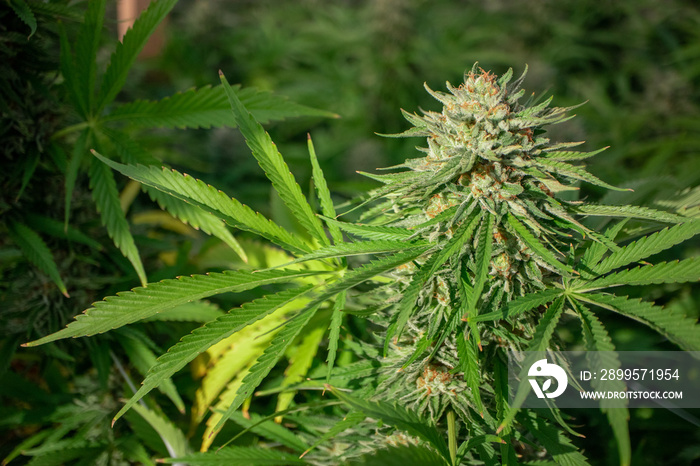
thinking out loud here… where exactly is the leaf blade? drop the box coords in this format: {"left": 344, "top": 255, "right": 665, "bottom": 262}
{"left": 220, "top": 71, "right": 327, "bottom": 245}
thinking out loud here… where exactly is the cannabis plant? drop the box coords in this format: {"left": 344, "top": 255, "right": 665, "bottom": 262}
{"left": 23, "top": 62, "right": 700, "bottom": 466}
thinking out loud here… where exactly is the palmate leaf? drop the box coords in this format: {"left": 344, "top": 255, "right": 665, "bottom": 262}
{"left": 74, "top": 0, "right": 105, "bottom": 113}
{"left": 534, "top": 159, "right": 629, "bottom": 192}
{"left": 210, "top": 303, "right": 322, "bottom": 434}
{"left": 24, "top": 269, "right": 323, "bottom": 348}
{"left": 161, "top": 446, "right": 307, "bottom": 465}
{"left": 89, "top": 157, "right": 147, "bottom": 286}
{"left": 581, "top": 257, "right": 700, "bottom": 290}
{"left": 307, "top": 135, "right": 343, "bottom": 245}
{"left": 114, "top": 285, "right": 314, "bottom": 423}
{"left": 92, "top": 152, "right": 310, "bottom": 254}
{"left": 574, "top": 301, "right": 630, "bottom": 466}
{"left": 498, "top": 297, "right": 566, "bottom": 433}
{"left": 506, "top": 213, "right": 574, "bottom": 276}
{"left": 7, "top": 220, "right": 69, "bottom": 298}
{"left": 58, "top": 22, "right": 86, "bottom": 117}
{"left": 220, "top": 71, "right": 328, "bottom": 246}
{"left": 145, "top": 186, "right": 248, "bottom": 263}
{"left": 64, "top": 129, "right": 89, "bottom": 226}
{"left": 96, "top": 0, "right": 178, "bottom": 112}
{"left": 103, "top": 85, "right": 335, "bottom": 129}
{"left": 592, "top": 220, "right": 700, "bottom": 275}
{"left": 578, "top": 220, "right": 629, "bottom": 278}
{"left": 578, "top": 293, "right": 700, "bottom": 351}
{"left": 572, "top": 204, "right": 688, "bottom": 224}
{"left": 329, "top": 387, "right": 451, "bottom": 464}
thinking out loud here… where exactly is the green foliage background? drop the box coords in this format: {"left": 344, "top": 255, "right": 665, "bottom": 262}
{"left": 1, "top": 0, "right": 698, "bottom": 464}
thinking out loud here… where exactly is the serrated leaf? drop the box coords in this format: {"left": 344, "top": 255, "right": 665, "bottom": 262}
{"left": 103, "top": 85, "right": 335, "bottom": 129}
{"left": 541, "top": 147, "right": 608, "bottom": 161}
{"left": 457, "top": 334, "right": 484, "bottom": 415}
{"left": 506, "top": 213, "right": 574, "bottom": 276}
{"left": 97, "top": 0, "right": 178, "bottom": 111}
{"left": 498, "top": 297, "right": 565, "bottom": 433}
{"left": 89, "top": 156, "right": 147, "bottom": 286}
{"left": 24, "top": 269, "right": 322, "bottom": 347}
{"left": 575, "top": 301, "right": 630, "bottom": 466}
{"left": 161, "top": 446, "right": 307, "bottom": 465}
{"left": 535, "top": 159, "right": 628, "bottom": 192}
{"left": 580, "top": 258, "right": 700, "bottom": 291}
{"left": 326, "top": 291, "right": 346, "bottom": 383}
{"left": 319, "top": 216, "right": 414, "bottom": 241}
{"left": 145, "top": 186, "right": 247, "bottom": 262}
{"left": 329, "top": 387, "right": 451, "bottom": 464}
{"left": 131, "top": 404, "right": 188, "bottom": 457}
{"left": 64, "top": 129, "right": 89, "bottom": 227}
{"left": 593, "top": 220, "right": 700, "bottom": 275}
{"left": 74, "top": 0, "right": 105, "bottom": 112}
{"left": 57, "top": 22, "right": 86, "bottom": 117}
{"left": 470, "top": 288, "right": 562, "bottom": 322}
{"left": 116, "top": 328, "right": 184, "bottom": 414}
{"left": 121, "top": 285, "right": 314, "bottom": 425}
{"left": 220, "top": 71, "right": 327, "bottom": 245}
{"left": 572, "top": 205, "right": 687, "bottom": 224}
{"left": 308, "top": 135, "right": 343, "bottom": 245}
{"left": 92, "top": 152, "right": 310, "bottom": 254}
{"left": 142, "top": 300, "right": 224, "bottom": 322}
{"left": 9, "top": 0, "right": 37, "bottom": 38}
{"left": 7, "top": 220, "right": 69, "bottom": 297}
{"left": 210, "top": 303, "right": 322, "bottom": 434}
{"left": 578, "top": 220, "right": 628, "bottom": 278}
{"left": 470, "top": 212, "right": 494, "bottom": 315}
{"left": 578, "top": 293, "right": 700, "bottom": 351}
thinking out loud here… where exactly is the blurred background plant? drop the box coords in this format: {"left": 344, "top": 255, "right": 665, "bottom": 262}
{"left": 1, "top": 0, "right": 698, "bottom": 464}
